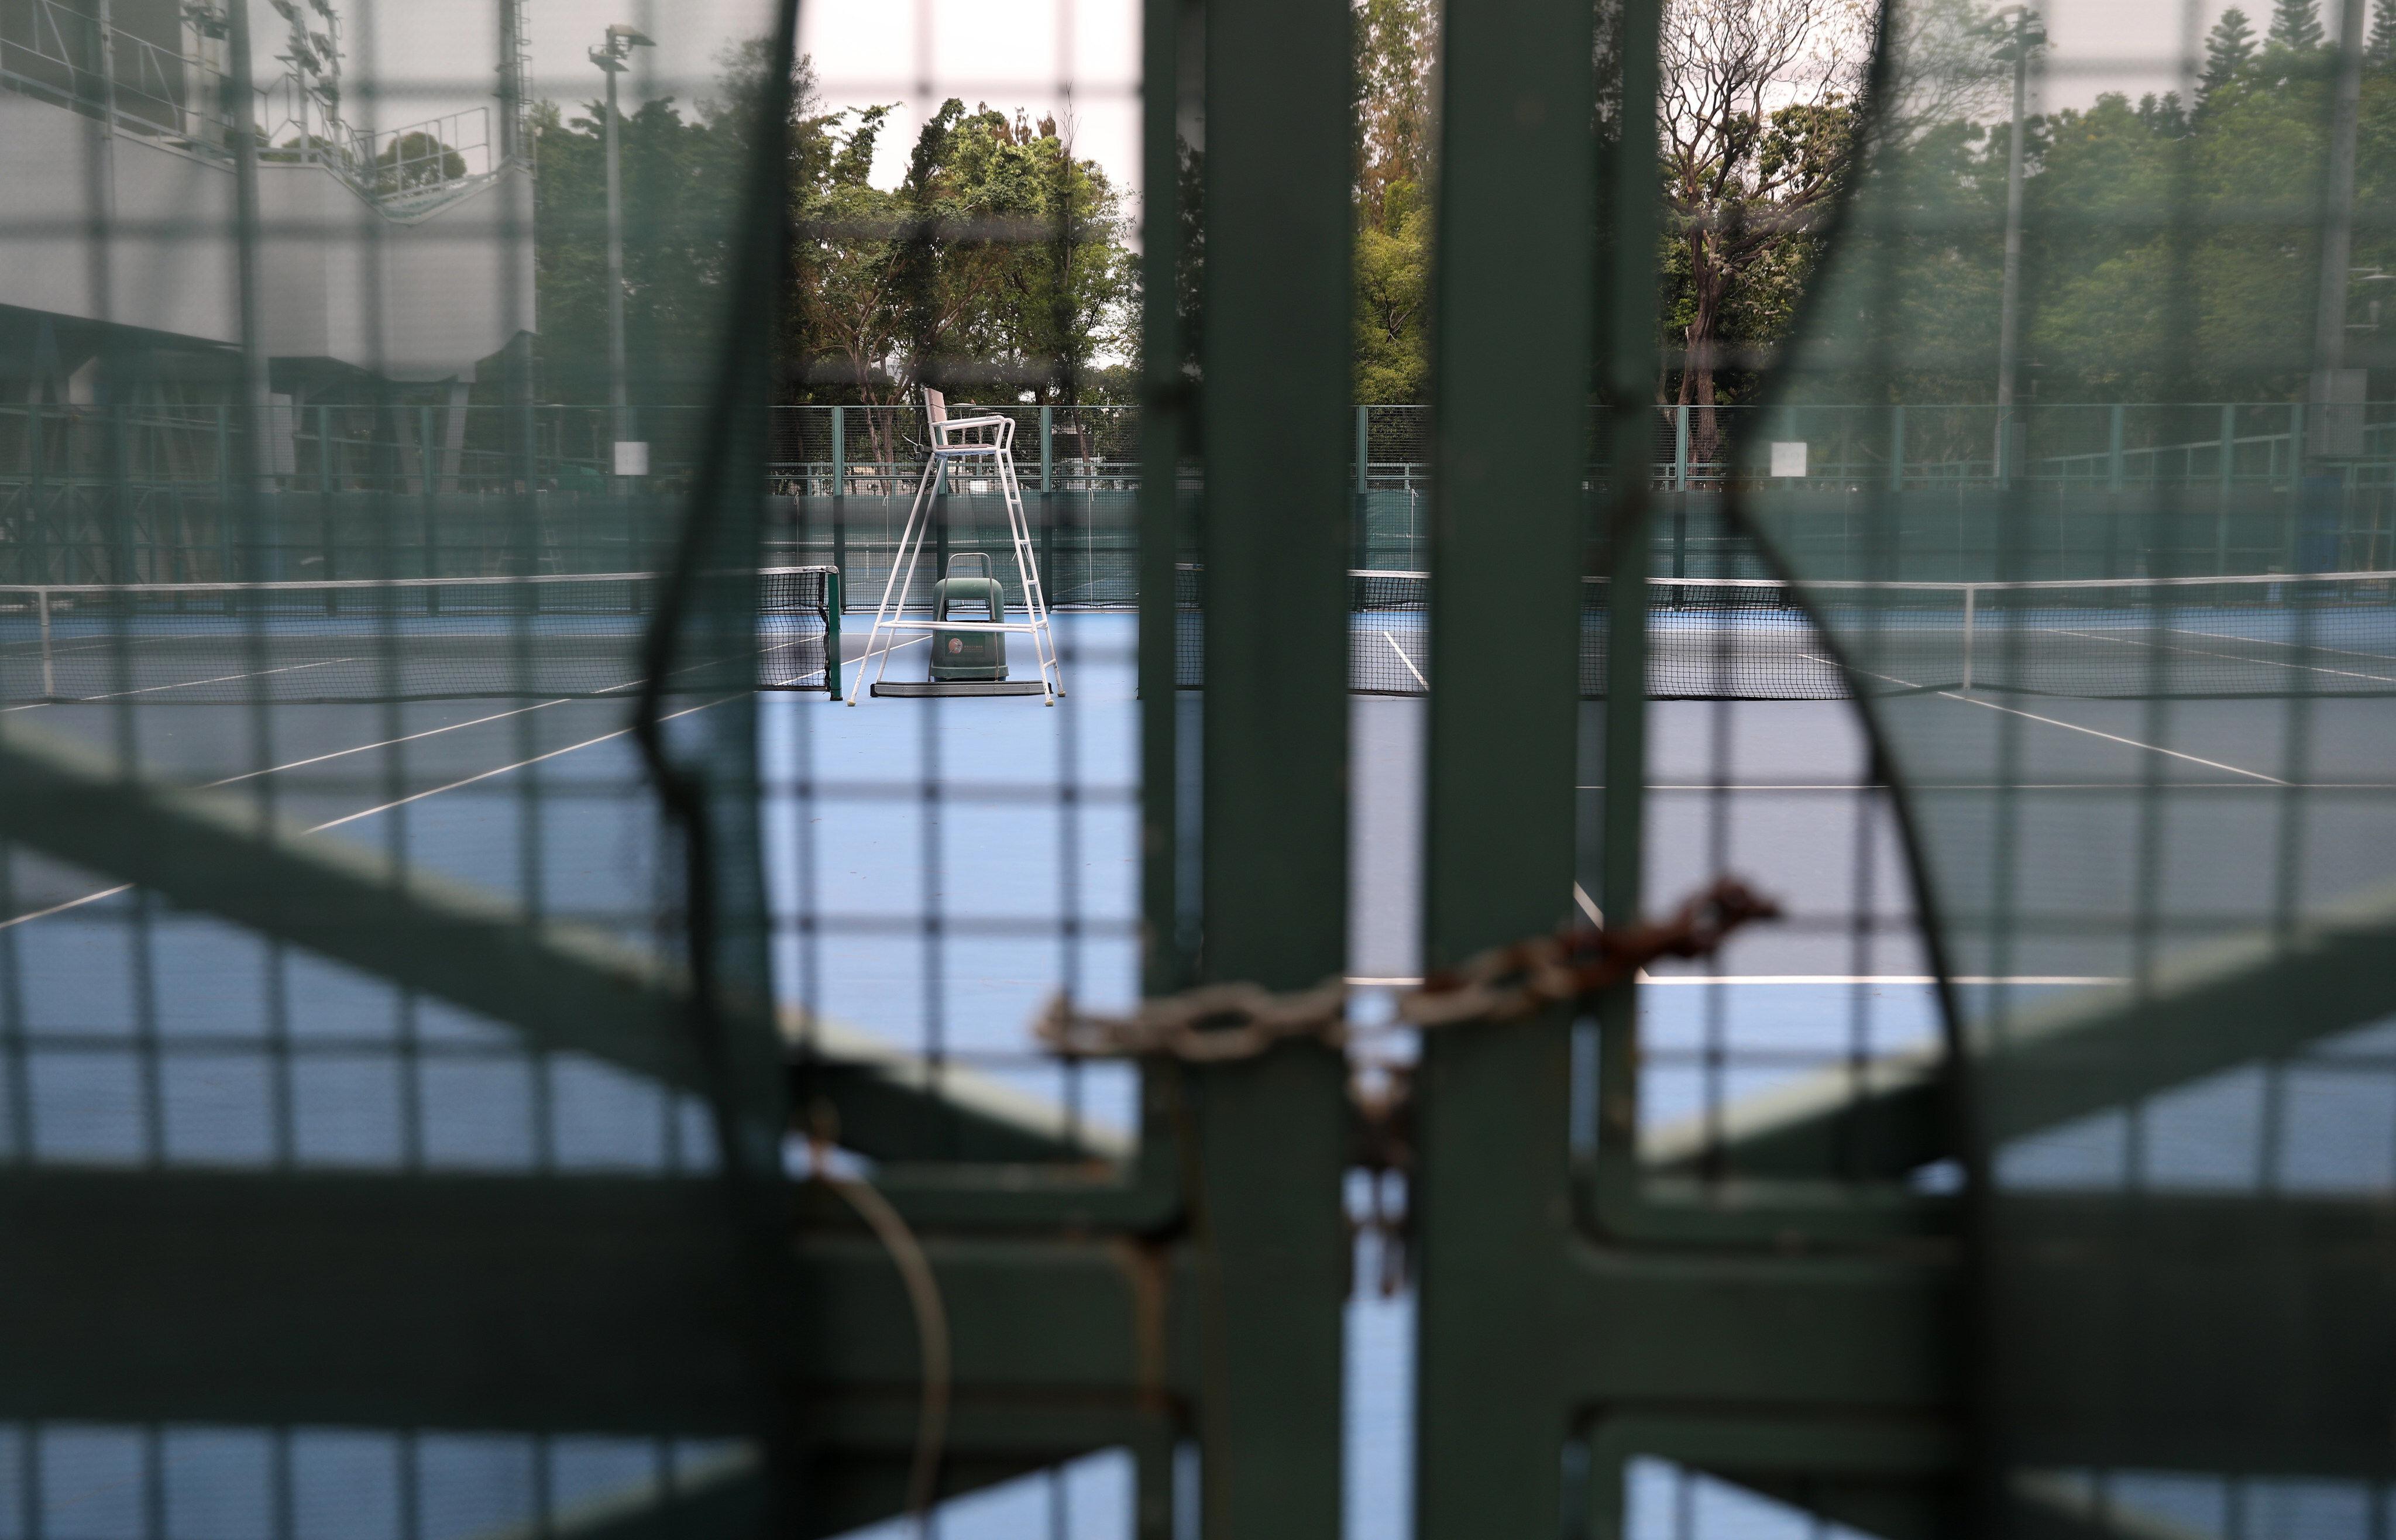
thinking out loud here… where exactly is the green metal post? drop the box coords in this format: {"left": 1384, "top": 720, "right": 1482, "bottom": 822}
{"left": 318, "top": 404, "right": 337, "bottom": 611}
{"left": 1196, "top": 0, "right": 1353, "bottom": 1532}
{"left": 216, "top": 405, "right": 233, "bottom": 583}
{"left": 831, "top": 404, "right": 848, "bottom": 590}
{"left": 1355, "top": 403, "right": 1369, "bottom": 496}
{"left": 420, "top": 405, "right": 439, "bottom": 586}
{"left": 1139, "top": 0, "right": 1187, "bottom": 1007}
{"left": 824, "top": 570, "right": 842, "bottom": 700}
{"left": 2108, "top": 402, "right": 2125, "bottom": 493}
{"left": 1042, "top": 403, "right": 1055, "bottom": 493}
{"left": 1356, "top": 403, "right": 1372, "bottom": 569}
{"left": 1891, "top": 403, "right": 1906, "bottom": 491}
{"left": 2219, "top": 403, "right": 2235, "bottom": 573}
{"left": 27, "top": 404, "right": 44, "bottom": 586}
{"left": 111, "top": 403, "right": 133, "bottom": 583}
{"left": 1594, "top": 0, "right": 1665, "bottom": 1206}
{"left": 1413, "top": 0, "right": 1600, "bottom": 1534}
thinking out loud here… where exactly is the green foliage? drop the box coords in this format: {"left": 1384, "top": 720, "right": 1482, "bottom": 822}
{"left": 2267, "top": 0, "right": 2325, "bottom": 54}
{"left": 373, "top": 130, "right": 467, "bottom": 195}
{"left": 1351, "top": 0, "right": 1435, "bottom": 401}
{"left": 529, "top": 58, "right": 775, "bottom": 403}
{"left": 1355, "top": 183, "right": 1428, "bottom": 403}
{"left": 1802, "top": 8, "right": 2396, "bottom": 407}
{"left": 2203, "top": 8, "right": 2260, "bottom": 99}
{"left": 530, "top": 47, "right": 1132, "bottom": 408}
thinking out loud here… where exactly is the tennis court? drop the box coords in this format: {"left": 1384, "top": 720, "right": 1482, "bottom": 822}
{"left": 8, "top": 569, "right": 2394, "bottom": 1540}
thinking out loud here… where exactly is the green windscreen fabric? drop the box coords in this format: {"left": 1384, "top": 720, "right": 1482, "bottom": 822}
{"left": 0, "top": 0, "right": 802, "bottom": 1532}
{"left": 1741, "top": 0, "right": 2396, "bottom": 1523}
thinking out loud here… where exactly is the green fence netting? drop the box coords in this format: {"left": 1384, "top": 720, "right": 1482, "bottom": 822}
{"left": 0, "top": 0, "right": 804, "bottom": 1531}
{"left": 1738, "top": 0, "right": 2396, "bottom": 1524}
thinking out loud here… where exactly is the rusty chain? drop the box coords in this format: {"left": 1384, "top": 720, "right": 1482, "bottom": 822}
{"left": 1033, "top": 877, "right": 1780, "bottom": 1061}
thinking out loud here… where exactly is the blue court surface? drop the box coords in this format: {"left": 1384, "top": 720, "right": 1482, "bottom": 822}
{"left": 6, "top": 606, "right": 2392, "bottom": 1540}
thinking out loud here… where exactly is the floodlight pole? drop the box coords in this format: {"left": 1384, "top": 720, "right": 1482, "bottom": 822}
{"left": 2308, "top": 0, "right": 2368, "bottom": 465}
{"left": 1993, "top": 7, "right": 2042, "bottom": 486}
{"left": 590, "top": 25, "right": 653, "bottom": 492}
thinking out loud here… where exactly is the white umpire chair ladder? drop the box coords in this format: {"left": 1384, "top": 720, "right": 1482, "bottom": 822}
{"left": 847, "top": 387, "right": 1064, "bottom": 705}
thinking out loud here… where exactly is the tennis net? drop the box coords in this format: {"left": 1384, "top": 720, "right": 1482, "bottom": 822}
{"left": 0, "top": 565, "right": 838, "bottom": 705}
{"left": 1177, "top": 566, "right": 2396, "bottom": 699}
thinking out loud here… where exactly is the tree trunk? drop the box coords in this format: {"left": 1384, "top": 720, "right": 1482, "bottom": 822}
{"left": 1679, "top": 228, "right": 1727, "bottom": 478}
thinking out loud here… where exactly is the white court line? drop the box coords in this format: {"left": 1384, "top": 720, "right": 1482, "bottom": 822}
{"left": 308, "top": 697, "right": 725, "bottom": 833}
{"left": 2164, "top": 625, "right": 2396, "bottom": 666}
{"left": 0, "top": 884, "right": 135, "bottom": 930}
{"left": 2046, "top": 626, "right": 2396, "bottom": 687}
{"left": 1812, "top": 652, "right": 2289, "bottom": 786}
{"left": 1344, "top": 974, "right": 2120, "bottom": 988}
{"left": 2, "top": 655, "right": 359, "bottom": 712}
{"left": 1381, "top": 631, "right": 1429, "bottom": 690}
{"left": 0, "top": 698, "right": 731, "bottom": 927}
{"left": 1637, "top": 974, "right": 2120, "bottom": 986}
{"left": 201, "top": 697, "right": 576, "bottom": 788}
{"left": 1581, "top": 782, "right": 2391, "bottom": 790}
{"left": 1937, "top": 694, "right": 2287, "bottom": 785}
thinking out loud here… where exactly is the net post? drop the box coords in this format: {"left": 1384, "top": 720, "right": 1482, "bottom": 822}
{"left": 823, "top": 569, "right": 842, "bottom": 698}
{"left": 1040, "top": 403, "right": 1053, "bottom": 493}
{"left": 1962, "top": 585, "right": 1976, "bottom": 693}
{"left": 37, "top": 590, "right": 52, "bottom": 699}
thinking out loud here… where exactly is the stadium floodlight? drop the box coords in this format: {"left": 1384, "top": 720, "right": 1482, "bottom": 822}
{"left": 589, "top": 25, "right": 657, "bottom": 491}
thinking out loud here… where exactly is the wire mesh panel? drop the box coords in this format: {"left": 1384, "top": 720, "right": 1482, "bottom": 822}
{"left": 1739, "top": 0, "right": 2396, "bottom": 1525}
{"left": 0, "top": 0, "right": 803, "bottom": 1533}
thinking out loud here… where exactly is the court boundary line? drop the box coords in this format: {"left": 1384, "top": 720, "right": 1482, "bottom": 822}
{"left": 2046, "top": 625, "right": 2396, "bottom": 688}
{"left": 0, "top": 697, "right": 733, "bottom": 929}
{"left": 1343, "top": 974, "right": 2123, "bottom": 988}
{"left": 1819, "top": 653, "right": 2290, "bottom": 785}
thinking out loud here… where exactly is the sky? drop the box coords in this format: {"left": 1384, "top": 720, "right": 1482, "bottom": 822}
{"left": 276, "top": 1, "right": 1144, "bottom": 201}
{"left": 296, "top": 0, "right": 2367, "bottom": 195}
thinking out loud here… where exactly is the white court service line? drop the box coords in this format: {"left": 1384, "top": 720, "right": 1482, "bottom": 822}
{"left": 201, "top": 697, "right": 576, "bottom": 788}
{"left": 308, "top": 697, "right": 726, "bottom": 832}
{"left": 1381, "top": 631, "right": 1429, "bottom": 690}
{"left": 1809, "top": 652, "right": 2289, "bottom": 785}
{"left": 2, "top": 655, "right": 360, "bottom": 712}
{"left": 1345, "top": 974, "right": 2120, "bottom": 988}
{"left": 0, "top": 699, "right": 731, "bottom": 927}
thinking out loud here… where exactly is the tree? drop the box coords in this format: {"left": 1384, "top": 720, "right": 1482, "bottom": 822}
{"left": 2201, "top": 8, "right": 2259, "bottom": 102}
{"left": 2266, "top": 0, "right": 2324, "bottom": 54}
{"left": 1351, "top": 0, "right": 1435, "bottom": 401}
{"left": 2371, "top": 0, "right": 2396, "bottom": 67}
{"left": 1657, "top": 0, "right": 1865, "bottom": 443}
{"left": 373, "top": 130, "right": 466, "bottom": 195}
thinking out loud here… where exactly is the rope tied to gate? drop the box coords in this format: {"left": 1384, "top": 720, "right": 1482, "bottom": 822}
{"left": 1034, "top": 877, "right": 1780, "bottom": 1060}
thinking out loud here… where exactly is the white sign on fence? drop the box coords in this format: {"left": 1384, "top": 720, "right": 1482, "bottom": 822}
{"left": 613, "top": 441, "right": 650, "bottom": 477}
{"left": 1769, "top": 441, "right": 1808, "bottom": 479}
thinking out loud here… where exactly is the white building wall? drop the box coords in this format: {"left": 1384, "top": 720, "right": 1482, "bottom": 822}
{"left": 0, "top": 90, "right": 531, "bottom": 382}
